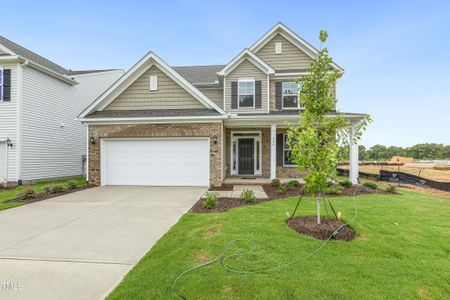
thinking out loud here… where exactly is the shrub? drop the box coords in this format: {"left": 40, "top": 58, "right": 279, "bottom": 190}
{"left": 386, "top": 185, "right": 397, "bottom": 193}
{"left": 43, "top": 185, "right": 52, "bottom": 193}
{"left": 240, "top": 189, "right": 256, "bottom": 203}
{"left": 18, "top": 186, "right": 36, "bottom": 198}
{"left": 46, "top": 184, "right": 65, "bottom": 194}
{"left": 363, "top": 182, "right": 378, "bottom": 190}
{"left": 287, "top": 180, "right": 300, "bottom": 188}
{"left": 326, "top": 184, "right": 344, "bottom": 195}
{"left": 271, "top": 179, "right": 281, "bottom": 187}
{"left": 67, "top": 180, "right": 78, "bottom": 190}
{"left": 339, "top": 179, "right": 352, "bottom": 188}
{"left": 277, "top": 184, "right": 288, "bottom": 194}
{"left": 203, "top": 192, "right": 219, "bottom": 209}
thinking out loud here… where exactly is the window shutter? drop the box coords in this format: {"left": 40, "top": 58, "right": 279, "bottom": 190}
{"left": 276, "top": 134, "right": 284, "bottom": 166}
{"left": 275, "top": 82, "right": 282, "bottom": 109}
{"left": 231, "top": 81, "right": 238, "bottom": 109}
{"left": 3, "top": 69, "right": 11, "bottom": 101}
{"left": 255, "top": 80, "right": 262, "bottom": 108}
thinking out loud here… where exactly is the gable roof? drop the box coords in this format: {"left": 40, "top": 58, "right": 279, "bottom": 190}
{"left": 249, "top": 22, "right": 344, "bottom": 72}
{"left": 0, "top": 35, "right": 71, "bottom": 75}
{"left": 173, "top": 65, "right": 224, "bottom": 85}
{"left": 79, "top": 52, "right": 226, "bottom": 119}
{"left": 217, "top": 49, "right": 275, "bottom": 76}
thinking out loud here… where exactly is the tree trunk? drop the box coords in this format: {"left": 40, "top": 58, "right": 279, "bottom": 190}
{"left": 316, "top": 193, "right": 321, "bottom": 225}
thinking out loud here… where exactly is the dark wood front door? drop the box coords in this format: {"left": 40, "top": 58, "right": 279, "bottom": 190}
{"left": 238, "top": 138, "right": 254, "bottom": 175}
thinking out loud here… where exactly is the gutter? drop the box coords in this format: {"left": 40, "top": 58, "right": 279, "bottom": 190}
{"left": 79, "top": 114, "right": 228, "bottom": 124}
{"left": 0, "top": 55, "right": 77, "bottom": 85}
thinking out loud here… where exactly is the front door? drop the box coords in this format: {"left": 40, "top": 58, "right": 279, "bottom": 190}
{"left": 238, "top": 138, "right": 254, "bottom": 175}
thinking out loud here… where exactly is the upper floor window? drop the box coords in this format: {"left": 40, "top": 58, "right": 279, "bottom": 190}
{"left": 282, "top": 82, "right": 299, "bottom": 108}
{"left": 238, "top": 80, "right": 255, "bottom": 108}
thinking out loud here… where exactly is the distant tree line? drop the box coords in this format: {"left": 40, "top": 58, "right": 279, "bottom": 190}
{"left": 340, "top": 143, "right": 450, "bottom": 161}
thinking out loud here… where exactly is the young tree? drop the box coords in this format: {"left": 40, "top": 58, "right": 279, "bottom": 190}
{"left": 287, "top": 30, "right": 370, "bottom": 225}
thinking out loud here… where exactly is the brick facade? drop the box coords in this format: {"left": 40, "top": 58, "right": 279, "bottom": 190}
{"left": 88, "top": 122, "right": 223, "bottom": 187}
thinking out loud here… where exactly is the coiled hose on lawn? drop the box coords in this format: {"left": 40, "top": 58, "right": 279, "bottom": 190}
{"left": 171, "top": 181, "right": 360, "bottom": 299}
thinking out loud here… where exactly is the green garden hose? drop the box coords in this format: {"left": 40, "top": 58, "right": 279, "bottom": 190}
{"left": 171, "top": 182, "right": 360, "bottom": 299}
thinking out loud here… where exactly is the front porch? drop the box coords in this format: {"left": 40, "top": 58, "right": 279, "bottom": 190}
{"left": 222, "top": 121, "right": 359, "bottom": 185}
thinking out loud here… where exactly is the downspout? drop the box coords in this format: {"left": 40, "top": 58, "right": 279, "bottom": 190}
{"left": 16, "top": 60, "right": 28, "bottom": 184}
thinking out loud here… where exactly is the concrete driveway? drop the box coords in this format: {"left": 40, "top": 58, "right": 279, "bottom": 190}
{"left": 0, "top": 186, "right": 204, "bottom": 300}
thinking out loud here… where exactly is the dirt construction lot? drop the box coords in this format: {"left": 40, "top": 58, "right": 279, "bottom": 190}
{"left": 341, "top": 164, "right": 450, "bottom": 182}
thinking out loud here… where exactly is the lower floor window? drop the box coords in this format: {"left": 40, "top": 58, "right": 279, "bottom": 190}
{"left": 283, "top": 134, "right": 295, "bottom": 166}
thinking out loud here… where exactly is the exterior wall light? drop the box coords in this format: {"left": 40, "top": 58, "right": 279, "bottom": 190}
{"left": 90, "top": 137, "right": 96, "bottom": 145}
{"left": 6, "top": 138, "right": 13, "bottom": 147}
{"left": 212, "top": 135, "right": 218, "bottom": 144}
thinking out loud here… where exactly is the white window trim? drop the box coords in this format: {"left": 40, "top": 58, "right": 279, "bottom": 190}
{"left": 275, "top": 42, "right": 282, "bottom": 54}
{"left": 230, "top": 131, "right": 262, "bottom": 176}
{"left": 282, "top": 82, "right": 300, "bottom": 109}
{"left": 283, "top": 133, "right": 296, "bottom": 167}
{"left": 237, "top": 78, "right": 255, "bottom": 109}
{"left": 149, "top": 75, "right": 158, "bottom": 91}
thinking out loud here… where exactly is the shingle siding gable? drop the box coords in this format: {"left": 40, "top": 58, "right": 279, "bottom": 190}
{"left": 255, "top": 33, "right": 313, "bottom": 70}
{"left": 105, "top": 65, "right": 204, "bottom": 111}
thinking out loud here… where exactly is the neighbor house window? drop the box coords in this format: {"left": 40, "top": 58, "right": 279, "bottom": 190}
{"left": 0, "top": 68, "right": 3, "bottom": 101}
{"left": 238, "top": 80, "right": 255, "bottom": 108}
{"left": 0, "top": 68, "right": 11, "bottom": 102}
{"left": 282, "top": 82, "right": 299, "bottom": 108}
{"left": 283, "top": 133, "right": 295, "bottom": 166}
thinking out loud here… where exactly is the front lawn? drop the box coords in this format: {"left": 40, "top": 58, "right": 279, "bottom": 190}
{"left": 108, "top": 190, "right": 449, "bottom": 299}
{"left": 0, "top": 176, "right": 87, "bottom": 211}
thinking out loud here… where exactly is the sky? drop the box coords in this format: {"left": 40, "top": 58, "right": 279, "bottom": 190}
{"left": 1, "top": 0, "right": 449, "bottom": 147}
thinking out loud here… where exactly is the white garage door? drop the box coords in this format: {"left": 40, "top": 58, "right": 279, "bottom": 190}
{"left": 101, "top": 138, "right": 209, "bottom": 186}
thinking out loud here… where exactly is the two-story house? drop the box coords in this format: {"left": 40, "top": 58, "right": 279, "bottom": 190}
{"left": 79, "top": 22, "right": 364, "bottom": 187}
{"left": 0, "top": 36, "right": 124, "bottom": 185}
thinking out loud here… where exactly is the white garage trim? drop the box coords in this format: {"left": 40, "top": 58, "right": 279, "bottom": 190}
{"left": 100, "top": 137, "right": 210, "bottom": 187}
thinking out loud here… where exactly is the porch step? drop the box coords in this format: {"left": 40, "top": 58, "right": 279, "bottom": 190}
{"left": 223, "top": 177, "right": 270, "bottom": 185}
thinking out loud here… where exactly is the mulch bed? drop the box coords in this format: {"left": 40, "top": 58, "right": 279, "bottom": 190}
{"left": 287, "top": 216, "right": 355, "bottom": 241}
{"left": 191, "top": 184, "right": 396, "bottom": 214}
{"left": 190, "top": 197, "right": 272, "bottom": 213}
{"left": 6, "top": 185, "right": 93, "bottom": 204}
{"left": 209, "top": 184, "right": 234, "bottom": 191}
{"left": 262, "top": 184, "right": 303, "bottom": 200}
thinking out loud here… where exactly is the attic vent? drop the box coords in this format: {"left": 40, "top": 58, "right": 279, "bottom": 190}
{"left": 149, "top": 75, "right": 158, "bottom": 91}
{"left": 275, "top": 42, "right": 282, "bottom": 54}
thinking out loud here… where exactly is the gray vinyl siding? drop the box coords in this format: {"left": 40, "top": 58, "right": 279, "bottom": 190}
{"left": 105, "top": 65, "right": 204, "bottom": 110}
{"left": 21, "top": 67, "right": 122, "bottom": 181}
{"left": 225, "top": 59, "right": 268, "bottom": 113}
{"left": 255, "top": 33, "right": 313, "bottom": 70}
{"left": 0, "top": 63, "right": 18, "bottom": 181}
{"left": 197, "top": 87, "right": 223, "bottom": 108}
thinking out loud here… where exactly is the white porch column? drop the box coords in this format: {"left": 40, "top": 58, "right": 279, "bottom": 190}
{"left": 349, "top": 125, "right": 359, "bottom": 184}
{"left": 270, "top": 124, "right": 277, "bottom": 180}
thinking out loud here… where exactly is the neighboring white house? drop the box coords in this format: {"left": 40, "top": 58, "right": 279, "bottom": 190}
{"left": 0, "top": 36, "right": 124, "bottom": 185}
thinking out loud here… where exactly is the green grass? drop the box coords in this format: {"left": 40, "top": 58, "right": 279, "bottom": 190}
{"left": 108, "top": 190, "right": 449, "bottom": 300}
{"left": 0, "top": 176, "right": 87, "bottom": 211}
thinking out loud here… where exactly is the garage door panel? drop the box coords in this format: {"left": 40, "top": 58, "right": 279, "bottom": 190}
{"left": 102, "top": 139, "right": 209, "bottom": 186}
